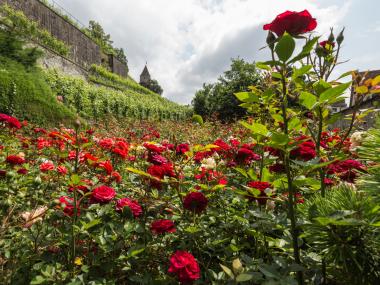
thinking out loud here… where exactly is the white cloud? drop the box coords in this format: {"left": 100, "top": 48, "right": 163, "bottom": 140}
{"left": 53, "top": 0, "right": 351, "bottom": 104}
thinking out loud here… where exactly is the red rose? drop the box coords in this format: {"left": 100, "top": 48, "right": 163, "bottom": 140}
{"left": 150, "top": 219, "right": 176, "bottom": 234}
{"left": 6, "top": 155, "right": 25, "bottom": 165}
{"left": 183, "top": 192, "right": 208, "bottom": 213}
{"left": 97, "top": 160, "right": 113, "bottom": 175}
{"left": 57, "top": 165, "right": 68, "bottom": 175}
{"left": 59, "top": 196, "right": 80, "bottom": 217}
{"left": 115, "top": 198, "right": 142, "bottom": 217}
{"left": 168, "top": 250, "right": 200, "bottom": 284}
{"left": 40, "top": 161, "right": 55, "bottom": 172}
{"left": 143, "top": 142, "right": 165, "bottom": 153}
{"left": 213, "top": 139, "right": 232, "bottom": 153}
{"left": 176, "top": 143, "right": 190, "bottom": 155}
{"left": 111, "top": 171, "right": 122, "bottom": 183}
{"left": 263, "top": 10, "right": 317, "bottom": 36}
{"left": 0, "top": 113, "right": 22, "bottom": 129}
{"left": 91, "top": 185, "right": 116, "bottom": 203}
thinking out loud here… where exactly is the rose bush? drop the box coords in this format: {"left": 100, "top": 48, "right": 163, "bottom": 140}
{"left": 0, "top": 9, "right": 380, "bottom": 285}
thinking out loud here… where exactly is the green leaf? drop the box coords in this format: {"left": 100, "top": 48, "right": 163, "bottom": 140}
{"left": 288, "top": 117, "right": 302, "bottom": 131}
{"left": 127, "top": 246, "right": 145, "bottom": 258}
{"left": 258, "top": 264, "right": 281, "bottom": 279}
{"left": 220, "top": 264, "right": 234, "bottom": 279}
{"left": 236, "top": 273, "right": 254, "bottom": 282}
{"left": 292, "top": 65, "right": 312, "bottom": 79}
{"left": 270, "top": 132, "right": 289, "bottom": 146}
{"left": 289, "top": 36, "right": 319, "bottom": 63}
{"left": 82, "top": 219, "right": 101, "bottom": 230}
{"left": 240, "top": 121, "right": 270, "bottom": 136}
{"left": 275, "top": 32, "right": 295, "bottom": 62}
{"left": 319, "top": 82, "right": 351, "bottom": 103}
{"left": 300, "top": 92, "right": 317, "bottom": 110}
{"left": 235, "top": 92, "right": 259, "bottom": 103}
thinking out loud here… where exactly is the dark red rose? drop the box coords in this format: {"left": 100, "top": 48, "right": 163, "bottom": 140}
{"left": 236, "top": 148, "right": 260, "bottom": 164}
{"left": 319, "top": 40, "right": 335, "bottom": 49}
{"left": 115, "top": 198, "right": 142, "bottom": 217}
{"left": 6, "top": 155, "right": 25, "bottom": 165}
{"left": 176, "top": 143, "right": 190, "bottom": 155}
{"left": 269, "top": 163, "right": 285, "bottom": 173}
{"left": 168, "top": 250, "right": 200, "bottom": 284}
{"left": 59, "top": 196, "right": 80, "bottom": 217}
{"left": 150, "top": 219, "right": 176, "bottom": 234}
{"left": 148, "top": 153, "right": 168, "bottom": 165}
{"left": 91, "top": 185, "right": 116, "bottom": 203}
{"left": 263, "top": 10, "right": 317, "bottom": 36}
{"left": 0, "top": 169, "right": 7, "bottom": 177}
{"left": 17, "top": 168, "right": 28, "bottom": 175}
{"left": 183, "top": 192, "right": 208, "bottom": 213}
{"left": 290, "top": 138, "right": 316, "bottom": 161}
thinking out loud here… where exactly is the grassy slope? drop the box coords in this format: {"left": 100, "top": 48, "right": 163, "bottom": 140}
{"left": 0, "top": 56, "right": 77, "bottom": 126}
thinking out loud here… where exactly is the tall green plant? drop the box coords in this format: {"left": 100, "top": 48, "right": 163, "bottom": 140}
{"left": 236, "top": 10, "right": 375, "bottom": 285}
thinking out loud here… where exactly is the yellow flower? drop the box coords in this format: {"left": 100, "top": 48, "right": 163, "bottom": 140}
{"left": 74, "top": 257, "right": 83, "bottom": 266}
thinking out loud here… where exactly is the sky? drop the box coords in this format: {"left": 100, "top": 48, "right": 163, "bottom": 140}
{"left": 49, "top": 0, "right": 380, "bottom": 105}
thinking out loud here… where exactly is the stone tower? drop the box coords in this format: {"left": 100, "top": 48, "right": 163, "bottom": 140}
{"left": 140, "top": 64, "right": 151, "bottom": 86}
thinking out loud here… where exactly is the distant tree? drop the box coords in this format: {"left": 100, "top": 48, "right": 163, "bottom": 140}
{"left": 148, "top": 79, "right": 163, "bottom": 95}
{"left": 114, "top": 47, "right": 127, "bottom": 65}
{"left": 141, "top": 79, "right": 163, "bottom": 95}
{"left": 192, "top": 58, "right": 261, "bottom": 122}
{"left": 86, "top": 20, "right": 113, "bottom": 54}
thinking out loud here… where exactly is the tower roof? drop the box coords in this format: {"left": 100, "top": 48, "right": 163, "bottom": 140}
{"left": 141, "top": 65, "right": 150, "bottom": 77}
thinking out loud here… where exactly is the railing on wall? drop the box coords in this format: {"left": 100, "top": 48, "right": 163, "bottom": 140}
{"left": 39, "top": 0, "right": 86, "bottom": 30}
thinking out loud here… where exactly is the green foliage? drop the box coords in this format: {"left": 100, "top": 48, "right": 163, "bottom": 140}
{"left": 89, "top": 64, "right": 156, "bottom": 96}
{"left": 0, "top": 4, "right": 70, "bottom": 56}
{"left": 46, "top": 69, "right": 191, "bottom": 121}
{"left": 0, "top": 29, "right": 43, "bottom": 67}
{"left": 141, "top": 79, "right": 164, "bottom": 95}
{"left": 0, "top": 56, "right": 76, "bottom": 125}
{"left": 299, "top": 186, "right": 380, "bottom": 284}
{"left": 85, "top": 20, "right": 114, "bottom": 55}
{"left": 192, "top": 58, "right": 262, "bottom": 121}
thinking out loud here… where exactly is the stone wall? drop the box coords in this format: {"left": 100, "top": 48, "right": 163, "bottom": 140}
{"left": 108, "top": 54, "right": 128, "bottom": 78}
{"left": 0, "top": 0, "right": 128, "bottom": 77}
